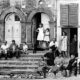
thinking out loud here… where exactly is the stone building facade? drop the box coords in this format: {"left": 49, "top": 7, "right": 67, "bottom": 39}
{"left": 0, "top": 0, "right": 56, "bottom": 49}
{"left": 0, "top": 0, "right": 80, "bottom": 61}
{"left": 57, "top": 0, "right": 80, "bottom": 61}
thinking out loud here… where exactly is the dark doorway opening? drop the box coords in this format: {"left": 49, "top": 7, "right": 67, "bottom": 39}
{"left": 62, "top": 28, "right": 77, "bottom": 57}
{"left": 70, "top": 28, "right": 77, "bottom": 43}
{"left": 70, "top": 28, "right": 78, "bottom": 57}
{"left": 34, "top": 13, "right": 41, "bottom": 43}
{"left": 32, "top": 13, "right": 44, "bottom": 51}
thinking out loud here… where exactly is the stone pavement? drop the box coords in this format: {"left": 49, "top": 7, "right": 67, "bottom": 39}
{"left": 0, "top": 75, "right": 80, "bottom": 80}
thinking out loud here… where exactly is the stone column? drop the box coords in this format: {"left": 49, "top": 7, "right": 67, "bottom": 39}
{"left": 0, "top": 20, "right": 4, "bottom": 45}
{"left": 21, "top": 21, "right": 26, "bottom": 43}
{"left": 78, "top": 28, "right": 80, "bottom": 63}
{"left": 49, "top": 21, "right": 56, "bottom": 41}
{"left": 26, "top": 22, "right": 33, "bottom": 49}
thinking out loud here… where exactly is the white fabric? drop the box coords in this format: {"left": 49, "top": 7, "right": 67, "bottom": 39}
{"left": 12, "top": 45, "right": 16, "bottom": 51}
{"left": 1, "top": 44, "right": 9, "bottom": 50}
{"left": 61, "top": 36, "right": 67, "bottom": 51}
{"left": 37, "top": 27, "right": 44, "bottom": 41}
{"left": 23, "top": 45, "right": 28, "bottom": 50}
{"left": 49, "top": 41, "right": 55, "bottom": 47}
{"left": 55, "top": 41, "right": 58, "bottom": 47}
{"left": 23, "top": 45, "right": 28, "bottom": 52}
{"left": 49, "top": 41, "right": 58, "bottom": 48}
{"left": 44, "top": 31, "right": 50, "bottom": 42}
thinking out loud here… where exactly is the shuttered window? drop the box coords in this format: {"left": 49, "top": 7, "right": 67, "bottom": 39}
{"left": 60, "top": 4, "right": 78, "bottom": 27}
{"left": 60, "top": 5, "right": 68, "bottom": 26}
{"left": 69, "top": 4, "right": 78, "bottom": 26}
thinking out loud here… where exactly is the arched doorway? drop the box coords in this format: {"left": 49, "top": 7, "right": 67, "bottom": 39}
{"left": 5, "top": 13, "right": 21, "bottom": 45}
{"left": 32, "top": 12, "right": 50, "bottom": 49}
{"left": 27, "top": 8, "right": 55, "bottom": 49}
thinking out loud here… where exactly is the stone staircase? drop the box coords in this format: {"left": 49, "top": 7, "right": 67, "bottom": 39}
{"left": 0, "top": 51, "right": 46, "bottom": 76}
{"left": 0, "top": 50, "right": 79, "bottom": 78}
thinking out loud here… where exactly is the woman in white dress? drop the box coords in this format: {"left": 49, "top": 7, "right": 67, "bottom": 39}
{"left": 44, "top": 28, "right": 50, "bottom": 42}
{"left": 37, "top": 23, "right": 44, "bottom": 46}
{"left": 61, "top": 32, "right": 67, "bottom": 57}
{"left": 44, "top": 28, "right": 50, "bottom": 48}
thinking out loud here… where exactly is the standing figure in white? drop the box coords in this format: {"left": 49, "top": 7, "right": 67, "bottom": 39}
{"left": 36, "top": 23, "right": 44, "bottom": 47}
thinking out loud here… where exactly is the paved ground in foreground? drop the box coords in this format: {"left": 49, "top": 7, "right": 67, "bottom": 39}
{"left": 0, "top": 75, "right": 80, "bottom": 80}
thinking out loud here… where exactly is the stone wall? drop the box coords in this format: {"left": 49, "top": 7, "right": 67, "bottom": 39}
{"left": 0, "top": 0, "right": 56, "bottom": 48}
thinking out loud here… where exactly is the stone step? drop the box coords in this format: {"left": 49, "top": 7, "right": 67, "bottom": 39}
{"left": 0, "top": 52, "right": 46, "bottom": 75}
{"left": 0, "top": 64, "right": 38, "bottom": 68}
{"left": 20, "top": 57, "right": 42, "bottom": 60}
{"left": 27, "top": 50, "right": 47, "bottom": 53}
{"left": 0, "top": 69, "right": 37, "bottom": 75}
{"left": 0, "top": 67, "right": 38, "bottom": 70}
{"left": 19, "top": 58, "right": 42, "bottom": 61}
{"left": 21, "top": 55, "right": 43, "bottom": 57}
{"left": 0, "top": 64, "right": 38, "bottom": 67}
{"left": 0, "top": 61, "right": 39, "bottom": 65}
{"left": 20, "top": 56, "right": 42, "bottom": 58}
{"left": 0, "top": 60, "right": 40, "bottom": 63}
{"left": 21, "top": 54, "right": 44, "bottom": 57}
{"left": 0, "top": 59, "right": 41, "bottom": 66}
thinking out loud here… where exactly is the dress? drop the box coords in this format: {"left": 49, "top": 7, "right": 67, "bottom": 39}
{"left": 23, "top": 45, "right": 28, "bottom": 52}
{"left": 37, "top": 27, "right": 44, "bottom": 41}
{"left": 44, "top": 31, "right": 50, "bottom": 42}
{"left": 61, "top": 36, "right": 67, "bottom": 51}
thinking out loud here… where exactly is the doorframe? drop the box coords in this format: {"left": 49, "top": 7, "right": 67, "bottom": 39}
{"left": 78, "top": 28, "right": 80, "bottom": 62}
{"left": 27, "top": 8, "right": 55, "bottom": 49}
{"left": 61, "top": 27, "right": 78, "bottom": 57}
{"left": 0, "top": 7, "right": 26, "bottom": 43}
{"left": 5, "top": 13, "right": 21, "bottom": 45}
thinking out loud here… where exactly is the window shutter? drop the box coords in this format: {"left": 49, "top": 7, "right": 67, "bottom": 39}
{"left": 60, "top": 5, "right": 68, "bottom": 26}
{"left": 69, "top": 4, "right": 78, "bottom": 26}
{"left": 60, "top": 4, "right": 78, "bottom": 27}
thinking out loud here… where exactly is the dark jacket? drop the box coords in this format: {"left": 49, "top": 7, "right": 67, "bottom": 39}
{"left": 9, "top": 43, "right": 18, "bottom": 51}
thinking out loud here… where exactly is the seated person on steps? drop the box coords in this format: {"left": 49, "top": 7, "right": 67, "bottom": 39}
{"left": 48, "top": 54, "right": 65, "bottom": 77}
{"left": 49, "top": 39, "right": 59, "bottom": 57}
{"left": 1, "top": 41, "right": 9, "bottom": 59}
{"left": 19, "top": 42, "right": 28, "bottom": 55}
{"left": 44, "top": 48, "right": 55, "bottom": 66}
{"left": 8, "top": 40, "right": 20, "bottom": 58}
{"left": 65, "top": 54, "right": 77, "bottom": 76}
{"left": 22, "top": 42, "right": 28, "bottom": 54}
{"left": 37, "top": 56, "right": 49, "bottom": 78}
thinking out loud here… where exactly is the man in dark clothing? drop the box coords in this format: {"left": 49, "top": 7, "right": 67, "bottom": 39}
{"left": 49, "top": 39, "right": 60, "bottom": 57}
{"left": 8, "top": 40, "right": 19, "bottom": 58}
{"left": 70, "top": 35, "right": 78, "bottom": 57}
{"left": 44, "top": 48, "right": 55, "bottom": 66}
{"left": 66, "top": 55, "right": 77, "bottom": 76}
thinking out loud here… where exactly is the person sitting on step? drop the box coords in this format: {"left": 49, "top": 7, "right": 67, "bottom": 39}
{"left": 48, "top": 54, "right": 65, "bottom": 77}
{"left": 37, "top": 56, "right": 49, "bottom": 78}
{"left": 44, "top": 48, "right": 55, "bottom": 66}
{"left": 49, "top": 38, "right": 59, "bottom": 57}
{"left": 22, "top": 42, "right": 28, "bottom": 54}
{"left": 65, "top": 54, "right": 77, "bottom": 77}
{"left": 1, "top": 41, "right": 9, "bottom": 59}
{"left": 8, "top": 40, "right": 19, "bottom": 58}
{"left": 19, "top": 42, "right": 28, "bottom": 55}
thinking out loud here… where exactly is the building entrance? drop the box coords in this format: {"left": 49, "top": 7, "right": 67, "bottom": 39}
{"left": 62, "top": 28, "right": 78, "bottom": 57}
{"left": 5, "top": 14, "right": 21, "bottom": 45}
{"left": 32, "top": 13, "right": 50, "bottom": 50}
